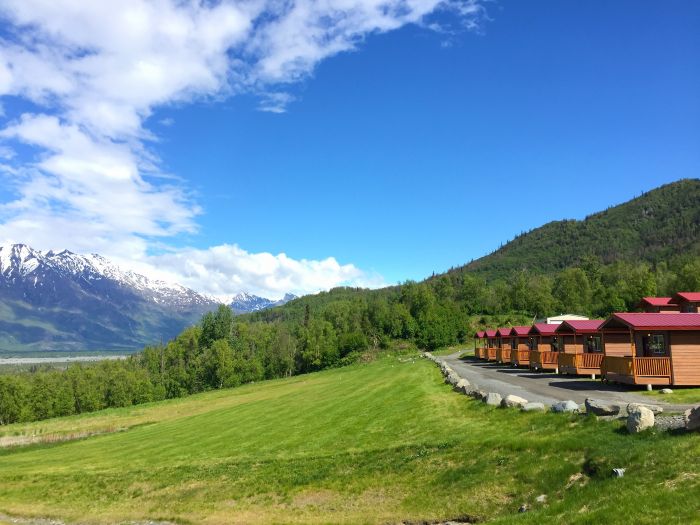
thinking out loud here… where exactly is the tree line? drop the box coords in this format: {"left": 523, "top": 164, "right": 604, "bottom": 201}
{"left": 1, "top": 256, "right": 698, "bottom": 425}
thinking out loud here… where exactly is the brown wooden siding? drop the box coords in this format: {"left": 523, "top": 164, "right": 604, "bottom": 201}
{"left": 604, "top": 332, "right": 632, "bottom": 357}
{"left": 670, "top": 331, "right": 700, "bottom": 386}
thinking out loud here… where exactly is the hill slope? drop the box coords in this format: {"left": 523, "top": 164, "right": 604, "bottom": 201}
{"left": 0, "top": 356, "right": 697, "bottom": 524}
{"left": 461, "top": 178, "right": 700, "bottom": 281}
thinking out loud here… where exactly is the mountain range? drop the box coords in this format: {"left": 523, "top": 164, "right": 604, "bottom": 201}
{"left": 0, "top": 244, "right": 295, "bottom": 354}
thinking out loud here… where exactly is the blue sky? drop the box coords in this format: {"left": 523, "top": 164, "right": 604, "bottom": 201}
{"left": 0, "top": 0, "right": 698, "bottom": 298}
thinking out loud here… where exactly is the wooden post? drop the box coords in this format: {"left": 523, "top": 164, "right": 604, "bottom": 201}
{"left": 630, "top": 329, "right": 637, "bottom": 381}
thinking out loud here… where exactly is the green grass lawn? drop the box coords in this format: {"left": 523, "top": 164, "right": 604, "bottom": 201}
{"left": 641, "top": 387, "right": 700, "bottom": 405}
{"left": 0, "top": 356, "right": 698, "bottom": 524}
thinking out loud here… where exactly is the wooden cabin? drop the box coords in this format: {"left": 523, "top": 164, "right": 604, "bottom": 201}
{"left": 509, "top": 326, "right": 531, "bottom": 367}
{"left": 496, "top": 328, "right": 513, "bottom": 363}
{"left": 484, "top": 330, "right": 498, "bottom": 361}
{"left": 600, "top": 313, "right": 700, "bottom": 387}
{"left": 637, "top": 297, "right": 680, "bottom": 313}
{"left": 671, "top": 292, "right": 700, "bottom": 313}
{"left": 556, "top": 320, "right": 604, "bottom": 377}
{"left": 528, "top": 323, "right": 560, "bottom": 372}
{"left": 474, "top": 331, "right": 486, "bottom": 359}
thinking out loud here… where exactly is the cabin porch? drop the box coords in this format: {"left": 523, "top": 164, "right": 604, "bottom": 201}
{"left": 496, "top": 347, "right": 512, "bottom": 363}
{"left": 511, "top": 349, "right": 530, "bottom": 366}
{"left": 558, "top": 352, "right": 604, "bottom": 377}
{"left": 529, "top": 350, "right": 559, "bottom": 372}
{"left": 601, "top": 356, "right": 672, "bottom": 386}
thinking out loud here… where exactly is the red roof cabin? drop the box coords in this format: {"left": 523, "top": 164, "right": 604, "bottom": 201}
{"left": 671, "top": 292, "right": 700, "bottom": 313}
{"left": 496, "top": 328, "right": 513, "bottom": 363}
{"left": 474, "top": 331, "right": 486, "bottom": 359}
{"left": 637, "top": 297, "right": 680, "bottom": 313}
{"left": 556, "top": 320, "right": 604, "bottom": 378}
{"left": 600, "top": 313, "right": 700, "bottom": 387}
{"left": 484, "top": 330, "right": 498, "bottom": 361}
{"left": 528, "top": 323, "right": 561, "bottom": 372}
{"left": 509, "top": 326, "right": 532, "bottom": 367}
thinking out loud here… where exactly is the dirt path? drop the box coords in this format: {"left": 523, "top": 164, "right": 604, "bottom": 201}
{"left": 439, "top": 352, "right": 695, "bottom": 412}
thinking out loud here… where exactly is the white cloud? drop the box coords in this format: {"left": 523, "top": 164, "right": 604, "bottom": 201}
{"left": 0, "top": 0, "right": 485, "bottom": 296}
{"left": 120, "top": 244, "right": 386, "bottom": 301}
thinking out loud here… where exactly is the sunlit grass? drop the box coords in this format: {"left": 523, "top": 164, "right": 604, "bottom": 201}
{"left": 0, "top": 356, "right": 698, "bottom": 524}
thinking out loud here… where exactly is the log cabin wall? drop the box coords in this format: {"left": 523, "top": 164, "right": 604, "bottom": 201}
{"left": 604, "top": 332, "right": 632, "bottom": 356}
{"left": 670, "top": 331, "right": 700, "bottom": 386}
{"left": 561, "top": 334, "right": 583, "bottom": 353}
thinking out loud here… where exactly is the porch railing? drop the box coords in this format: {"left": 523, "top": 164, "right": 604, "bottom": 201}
{"left": 515, "top": 349, "right": 530, "bottom": 363}
{"left": 497, "top": 348, "right": 512, "bottom": 362}
{"left": 559, "top": 352, "right": 603, "bottom": 370}
{"left": 602, "top": 356, "right": 671, "bottom": 379}
{"left": 531, "top": 350, "right": 558, "bottom": 366}
{"left": 635, "top": 357, "right": 671, "bottom": 377}
{"left": 487, "top": 348, "right": 497, "bottom": 360}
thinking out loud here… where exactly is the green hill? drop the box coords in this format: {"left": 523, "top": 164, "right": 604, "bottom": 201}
{"left": 460, "top": 178, "right": 700, "bottom": 281}
{"left": 1, "top": 355, "right": 698, "bottom": 524}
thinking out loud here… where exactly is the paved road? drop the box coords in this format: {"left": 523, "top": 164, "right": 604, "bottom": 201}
{"left": 439, "top": 352, "right": 695, "bottom": 412}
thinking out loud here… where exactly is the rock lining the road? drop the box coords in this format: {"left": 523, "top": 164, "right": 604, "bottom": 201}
{"left": 422, "top": 352, "right": 700, "bottom": 434}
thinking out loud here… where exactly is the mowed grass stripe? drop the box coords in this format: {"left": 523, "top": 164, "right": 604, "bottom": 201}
{"left": 0, "top": 356, "right": 698, "bottom": 524}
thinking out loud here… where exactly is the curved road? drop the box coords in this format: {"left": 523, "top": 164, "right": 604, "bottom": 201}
{"left": 439, "top": 352, "right": 695, "bottom": 412}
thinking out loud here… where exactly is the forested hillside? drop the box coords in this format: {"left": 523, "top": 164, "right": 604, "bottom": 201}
{"left": 459, "top": 178, "right": 700, "bottom": 281}
{"left": 2, "top": 179, "right": 699, "bottom": 425}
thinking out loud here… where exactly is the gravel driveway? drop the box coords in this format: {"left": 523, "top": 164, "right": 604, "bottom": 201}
{"left": 439, "top": 352, "right": 695, "bottom": 412}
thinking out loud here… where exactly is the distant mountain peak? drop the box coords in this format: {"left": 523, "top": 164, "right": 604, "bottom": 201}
{"left": 229, "top": 291, "right": 297, "bottom": 314}
{"left": 0, "top": 243, "right": 300, "bottom": 352}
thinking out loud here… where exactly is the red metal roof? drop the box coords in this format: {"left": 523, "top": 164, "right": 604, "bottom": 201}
{"left": 484, "top": 329, "right": 497, "bottom": 337}
{"left": 496, "top": 328, "right": 512, "bottom": 337}
{"left": 474, "top": 331, "right": 485, "bottom": 338}
{"left": 601, "top": 312, "right": 700, "bottom": 331}
{"left": 528, "top": 323, "right": 559, "bottom": 336}
{"left": 555, "top": 319, "right": 604, "bottom": 333}
{"left": 509, "top": 325, "right": 531, "bottom": 336}
{"left": 639, "top": 296, "right": 676, "bottom": 307}
{"left": 673, "top": 292, "right": 700, "bottom": 302}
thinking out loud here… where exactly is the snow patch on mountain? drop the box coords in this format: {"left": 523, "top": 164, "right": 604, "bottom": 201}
{"left": 0, "top": 243, "right": 297, "bottom": 313}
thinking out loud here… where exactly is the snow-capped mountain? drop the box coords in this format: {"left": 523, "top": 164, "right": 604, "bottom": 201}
{"left": 0, "top": 244, "right": 214, "bottom": 310}
{"left": 229, "top": 292, "right": 297, "bottom": 314}
{"left": 0, "top": 243, "right": 295, "bottom": 353}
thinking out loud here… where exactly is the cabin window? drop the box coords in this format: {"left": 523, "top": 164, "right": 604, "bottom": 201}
{"left": 586, "top": 336, "right": 602, "bottom": 353}
{"left": 642, "top": 334, "right": 666, "bottom": 356}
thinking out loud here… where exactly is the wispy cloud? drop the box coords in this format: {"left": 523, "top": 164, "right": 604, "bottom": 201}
{"left": 0, "top": 0, "right": 486, "bottom": 295}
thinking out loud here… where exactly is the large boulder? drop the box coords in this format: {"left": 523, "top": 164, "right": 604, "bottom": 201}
{"left": 585, "top": 398, "right": 622, "bottom": 416}
{"left": 501, "top": 395, "right": 528, "bottom": 409}
{"left": 522, "top": 402, "right": 546, "bottom": 412}
{"left": 484, "top": 392, "right": 502, "bottom": 406}
{"left": 551, "top": 400, "right": 579, "bottom": 413}
{"left": 627, "top": 405, "right": 655, "bottom": 433}
{"left": 685, "top": 406, "right": 700, "bottom": 431}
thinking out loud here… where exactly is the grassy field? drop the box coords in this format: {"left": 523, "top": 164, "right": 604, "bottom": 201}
{"left": 642, "top": 387, "right": 700, "bottom": 405}
{"left": 0, "top": 355, "right": 698, "bottom": 524}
